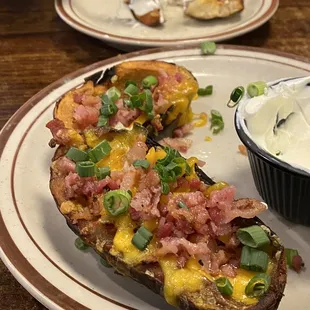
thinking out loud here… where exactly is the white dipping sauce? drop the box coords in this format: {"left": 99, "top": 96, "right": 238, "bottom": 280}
{"left": 241, "top": 76, "right": 310, "bottom": 170}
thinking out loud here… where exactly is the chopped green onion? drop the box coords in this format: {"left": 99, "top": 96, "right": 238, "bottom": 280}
{"left": 240, "top": 246, "right": 269, "bottom": 272}
{"left": 142, "top": 75, "right": 158, "bottom": 89}
{"left": 106, "top": 86, "right": 121, "bottom": 103}
{"left": 285, "top": 248, "right": 299, "bottom": 267}
{"left": 178, "top": 201, "right": 189, "bottom": 210}
{"left": 200, "top": 41, "right": 217, "bottom": 55}
{"left": 88, "top": 140, "right": 111, "bottom": 163}
{"left": 161, "top": 182, "right": 170, "bottom": 195}
{"left": 103, "top": 190, "right": 132, "bottom": 216}
{"left": 247, "top": 81, "right": 267, "bottom": 98}
{"left": 66, "top": 147, "right": 88, "bottom": 162}
{"left": 245, "top": 274, "right": 271, "bottom": 298}
{"left": 74, "top": 237, "right": 89, "bottom": 251}
{"left": 96, "top": 166, "right": 110, "bottom": 180}
{"left": 100, "top": 257, "right": 112, "bottom": 268}
{"left": 125, "top": 80, "right": 137, "bottom": 87}
{"left": 124, "top": 84, "right": 139, "bottom": 96}
{"left": 237, "top": 225, "right": 270, "bottom": 248}
{"left": 157, "top": 147, "right": 179, "bottom": 166}
{"left": 215, "top": 277, "right": 233, "bottom": 296}
{"left": 227, "top": 86, "right": 245, "bottom": 108}
{"left": 140, "top": 89, "right": 154, "bottom": 119}
{"left": 198, "top": 85, "right": 213, "bottom": 96}
{"left": 132, "top": 226, "right": 153, "bottom": 251}
{"left": 100, "top": 94, "right": 118, "bottom": 116}
{"left": 129, "top": 95, "right": 143, "bottom": 109}
{"left": 210, "top": 109, "right": 224, "bottom": 135}
{"left": 76, "top": 161, "right": 96, "bottom": 177}
{"left": 133, "top": 159, "right": 150, "bottom": 169}
{"left": 97, "top": 115, "right": 109, "bottom": 127}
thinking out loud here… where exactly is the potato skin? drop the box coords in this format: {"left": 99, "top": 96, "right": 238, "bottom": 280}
{"left": 49, "top": 143, "right": 287, "bottom": 310}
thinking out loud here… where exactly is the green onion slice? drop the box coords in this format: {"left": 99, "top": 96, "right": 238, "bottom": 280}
{"left": 200, "top": 41, "right": 217, "bottom": 55}
{"left": 285, "top": 248, "right": 299, "bottom": 267}
{"left": 142, "top": 75, "right": 158, "bottom": 89}
{"left": 210, "top": 109, "right": 224, "bottom": 135}
{"left": 227, "top": 86, "right": 245, "bottom": 108}
{"left": 133, "top": 159, "right": 150, "bottom": 169}
{"left": 74, "top": 237, "right": 89, "bottom": 251}
{"left": 66, "top": 147, "right": 88, "bottom": 162}
{"left": 140, "top": 89, "right": 154, "bottom": 120}
{"left": 198, "top": 85, "right": 213, "bottom": 96}
{"left": 237, "top": 225, "right": 270, "bottom": 248}
{"left": 247, "top": 81, "right": 267, "bottom": 98}
{"left": 215, "top": 277, "right": 233, "bottom": 296}
{"left": 125, "top": 80, "right": 137, "bottom": 87}
{"left": 178, "top": 201, "right": 189, "bottom": 210}
{"left": 100, "top": 94, "right": 118, "bottom": 116}
{"left": 97, "top": 115, "right": 109, "bottom": 127}
{"left": 96, "top": 166, "right": 111, "bottom": 180}
{"left": 240, "top": 246, "right": 269, "bottom": 272}
{"left": 103, "top": 190, "right": 132, "bottom": 216}
{"left": 88, "top": 140, "right": 111, "bottom": 163}
{"left": 100, "top": 257, "right": 112, "bottom": 268}
{"left": 129, "top": 95, "right": 143, "bottom": 109}
{"left": 245, "top": 274, "right": 271, "bottom": 298}
{"left": 106, "top": 86, "right": 121, "bottom": 103}
{"left": 124, "top": 84, "right": 139, "bottom": 96}
{"left": 161, "top": 182, "right": 170, "bottom": 195}
{"left": 76, "top": 161, "right": 96, "bottom": 177}
{"left": 132, "top": 226, "right": 153, "bottom": 251}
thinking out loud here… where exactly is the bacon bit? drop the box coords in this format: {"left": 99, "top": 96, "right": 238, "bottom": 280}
{"left": 64, "top": 173, "right": 117, "bottom": 198}
{"left": 175, "top": 72, "right": 183, "bottom": 83}
{"left": 157, "top": 218, "right": 174, "bottom": 239}
{"left": 130, "top": 186, "right": 161, "bottom": 221}
{"left": 73, "top": 105, "right": 99, "bottom": 129}
{"left": 82, "top": 95, "right": 101, "bottom": 108}
{"left": 157, "top": 237, "right": 210, "bottom": 257}
{"left": 46, "top": 119, "right": 71, "bottom": 145}
{"left": 110, "top": 171, "right": 124, "bottom": 185}
{"left": 209, "top": 250, "right": 230, "bottom": 276}
{"left": 160, "top": 137, "right": 192, "bottom": 153}
{"left": 138, "top": 169, "right": 161, "bottom": 191}
{"left": 189, "top": 178, "right": 201, "bottom": 190}
{"left": 126, "top": 141, "right": 148, "bottom": 165}
{"left": 173, "top": 123, "right": 194, "bottom": 138}
{"left": 292, "top": 255, "right": 304, "bottom": 273}
{"left": 238, "top": 144, "right": 248, "bottom": 156}
{"left": 221, "top": 264, "right": 237, "bottom": 278}
{"left": 71, "top": 207, "right": 93, "bottom": 222}
{"left": 109, "top": 99, "right": 141, "bottom": 127}
{"left": 120, "top": 169, "right": 139, "bottom": 191}
{"left": 73, "top": 93, "right": 83, "bottom": 104}
{"left": 54, "top": 156, "right": 76, "bottom": 174}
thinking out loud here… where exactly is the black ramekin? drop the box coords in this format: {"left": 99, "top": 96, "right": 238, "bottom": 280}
{"left": 234, "top": 78, "right": 310, "bottom": 226}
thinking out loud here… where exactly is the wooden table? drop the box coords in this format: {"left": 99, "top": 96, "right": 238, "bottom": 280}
{"left": 0, "top": 0, "right": 309, "bottom": 309}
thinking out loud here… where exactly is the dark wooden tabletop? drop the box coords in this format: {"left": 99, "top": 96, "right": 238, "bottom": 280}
{"left": 0, "top": 0, "right": 309, "bottom": 309}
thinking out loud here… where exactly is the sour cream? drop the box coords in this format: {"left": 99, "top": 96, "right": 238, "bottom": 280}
{"left": 240, "top": 76, "right": 310, "bottom": 171}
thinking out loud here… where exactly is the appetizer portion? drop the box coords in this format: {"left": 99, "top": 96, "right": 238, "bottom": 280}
{"left": 46, "top": 60, "right": 198, "bottom": 149}
{"left": 125, "top": 0, "right": 165, "bottom": 27}
{"left": 49, "top": 126, "right": 286, "bottom": 310}
{"left": 185, "top": 0, "right": 244, "bottom": 20}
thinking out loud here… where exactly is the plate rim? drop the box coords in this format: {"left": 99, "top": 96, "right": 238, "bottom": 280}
{"left": 1, "top": 44, "right": 310, "bottom": 310}
{"left": 55, "top": 0, "right": 280, "bottom": 47}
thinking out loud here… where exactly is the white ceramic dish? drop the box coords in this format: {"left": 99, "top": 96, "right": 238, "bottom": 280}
{"left": 1, "top": 45, "right": 310, "bottom": 310}
{"left": 55, "top": 0, "right": 279, "bottom": 49}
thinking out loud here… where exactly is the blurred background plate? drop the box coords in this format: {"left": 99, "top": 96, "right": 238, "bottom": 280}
{"left": 55, "top": 0, "right": 279, "bottom": 49}
{"left": 1, "top": 45, "right": 310, "bottom": 310}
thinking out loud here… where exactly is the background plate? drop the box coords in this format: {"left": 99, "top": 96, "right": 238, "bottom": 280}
{"left": 55, "top": 0, "right": 279, "bottom": 49}
{"left": 1, "top": 45, "right": 310, "bottom": 310}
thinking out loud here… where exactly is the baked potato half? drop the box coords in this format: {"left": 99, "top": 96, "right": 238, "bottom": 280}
{"left": 46, "top": 60, "right": 199, "bottom": 148}
{"left": 49, "top": 125, "right": 286, "bottom": 310}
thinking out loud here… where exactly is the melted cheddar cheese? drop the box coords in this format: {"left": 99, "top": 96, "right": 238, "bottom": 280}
{"left": 110, "top": 215, "right": 156, "bottom": 265}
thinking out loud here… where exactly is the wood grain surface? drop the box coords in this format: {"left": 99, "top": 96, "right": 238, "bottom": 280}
{"left": 0, "top": 0, "right": 309, "bottom": 309}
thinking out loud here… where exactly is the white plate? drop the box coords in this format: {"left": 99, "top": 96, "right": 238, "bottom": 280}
{"left": 1, "top": 45, "right": 310, "bottom": 310}
{"left": 55, "top": 0, "right": 279, "bottom": 49}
